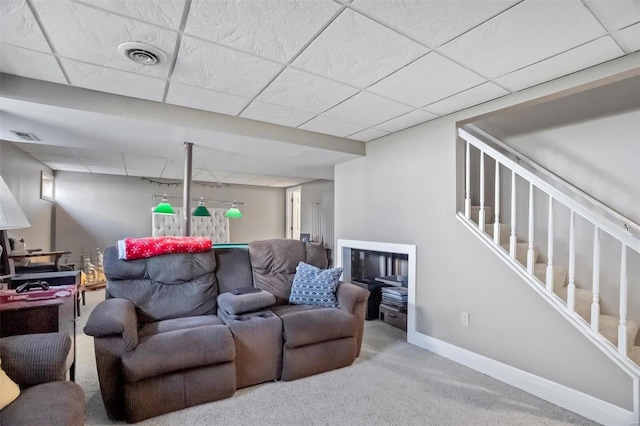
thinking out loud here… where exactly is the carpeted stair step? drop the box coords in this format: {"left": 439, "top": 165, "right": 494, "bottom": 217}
{"left": 470, "top": 206, "right": 494, "bottom": 224}
{"left": 484, "top": 223, "right": 511, "bottom": 246}
{"left": 599, "top": 315, "right": 639, "bottom": 348}
{"left": 556, "top": 287, "right": 592, "bottom": 322}
{"left": 627, "top": 346, "right": 640, "bottom": 366}
{"left": 533, "top": 263, "right": 567, "bottom": 293}
{"left": 501, "top": 242, "right": 539, "bottom": 266}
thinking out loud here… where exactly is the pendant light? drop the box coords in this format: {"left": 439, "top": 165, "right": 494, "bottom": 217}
{"left": 225, "top": 202, "right": 243, "bottom": 218}
{"left": 192, "top": 197, "right": 211, "bottom": 217}
{"left": 153, "top": 194, "right": 175, "bottom": 215}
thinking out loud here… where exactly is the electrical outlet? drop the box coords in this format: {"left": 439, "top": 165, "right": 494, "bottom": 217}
{"left": 461, "top": 312, "right": 470, "bottom": 327}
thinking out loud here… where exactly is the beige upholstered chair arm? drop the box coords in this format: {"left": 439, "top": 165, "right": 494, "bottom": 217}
{"left": 336, "top": 281, "right": 369, "bottom": 314}
{"left": 84, "top": 298, "right": 139, "bottom": 351}
{"left": 0, "top": 332, "right": 71, "bottom": 387}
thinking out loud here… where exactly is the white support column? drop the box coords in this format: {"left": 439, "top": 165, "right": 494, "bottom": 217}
{"left": 591, "top": 226, "right": 601, "bottom": 333}
{"left": 526, "top": 183, "right": 535, "bottom": 274}
{"left": 567, "top": 211, "right": 576, "bottom": 312}
{"left": 479, "top": 151, "right": 486, "bottom": 232}
{"left": 494, "top": 161, "right": 501, "bottom": 245}
{"left": 618, "top": 244, "right": 628, "bottom": 356}
{"left": 545, "top": 196, "right": 554, "bottom": 292}
{"left": 464, "top": 141, "right": 471, "bottom": 219}
{"left": 510, "top": 171, "right": 517, "bottom": 259}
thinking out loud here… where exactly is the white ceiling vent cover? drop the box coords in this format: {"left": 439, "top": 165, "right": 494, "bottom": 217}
{"left": 10, "top": 130, "right": 40, "bottom": 141}
{"left": 118, "top": 42, "right": 167, "bottom": 65}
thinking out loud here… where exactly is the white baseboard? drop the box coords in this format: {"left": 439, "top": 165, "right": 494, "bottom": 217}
{"left": 409, "top": 331, "right": 637, "bottom": 425}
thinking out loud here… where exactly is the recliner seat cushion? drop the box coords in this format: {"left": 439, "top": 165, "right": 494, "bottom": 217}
{"left": 276, "top": 307, "right": 358, "bottom": 349}
{"left": 122, "top": 324, "right": 234, "bottom": 382}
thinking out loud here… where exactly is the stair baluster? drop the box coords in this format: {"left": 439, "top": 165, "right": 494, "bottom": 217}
{"left": 527, "top": 182, "right": 535, "bottom": 274}
{"left": 619, "top": 244, "right": 628, "bottom": 356}
{"left": 494, "top": 161, "right": 501, "bottom": 245}
{"left": 465, "top": 141, "right": 471, "bottom": 219}
{"left": 546, "top": 196, "right": 555, "bottom": 292}
{"left": 591, "top": 227, "right": 601, "bottom": 333}
{"left": 567, "top": 211, "right": 576, "bottom": 313}
{"left": 479, "top": 151, "right": 486, "bottom": 232}
{"left": 510, "top": 171, "right": 517, "bottom": 259}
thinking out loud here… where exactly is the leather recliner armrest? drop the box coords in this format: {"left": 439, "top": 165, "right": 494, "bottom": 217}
{"left": 84, "top": 298, "right": 139, "bottom": 351}
{"left": 336, "top": 281, "right": 370, "bottom": 315}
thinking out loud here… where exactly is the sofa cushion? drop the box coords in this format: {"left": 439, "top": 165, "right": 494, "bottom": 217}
{"left": 217, "top": 290, "right": 276, "bottom": 315}
{"left": 104, "top": 246, "right": 219, "bottom": 323}
{"left": 289, "top": 262, "right": 342, "bottom": 308}
{"left": 0, "top": 381, "right": 85, "bottom": 426}
{"left": 137, "top": 315, "right": 223, "bottom": 339}
{"left": 249, "top": 240, "right": 328, "bottom": 304}
{"left": 122, "top": 325, "right": 234, "bottom": 382}
{"left": 276, "top": 307, "right": 358, "bottom": 349}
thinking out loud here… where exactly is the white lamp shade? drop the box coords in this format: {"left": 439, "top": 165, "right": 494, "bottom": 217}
{"left": 0, "top": 176, "right": 30, "bottom": 230}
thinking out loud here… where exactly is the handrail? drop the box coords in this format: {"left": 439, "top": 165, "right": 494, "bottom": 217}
{"left": 458, "top": 127, "right": 640, "bottom": 252}
{"left": 462, "top": 124, "right": 640, "bottom": 240}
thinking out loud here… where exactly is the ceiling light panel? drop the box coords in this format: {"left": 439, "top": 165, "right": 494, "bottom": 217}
{"left": 348, "top": 128, "right": 390, "bottom": 142}
{"left": 81, "top": 0, "right": 187, "bottom": 29}
{"left": 30, "top": 0, "right": 177, "bottom": 78}
{"left": 185, "top": 0, "right": 341, "bottom": 63}
{"left": 0, "top": 0, "right": 52, "bottom": 53}
{"left": 257, "top": 67, "right": 359, "bottom": 114}
{"left": 368, "top": 52, "right": 485, "bottom": 108}
{"left": 374, "top": 109, "right": 438, "bottom": 133}
{"left": 438, "top": 0, "right": 607, "bottom": 79}
{"left": 292, "top": 9, "right": 428, "bottom": 89}
{"left": 171, "top": 36, "right": 283, "bottom": 98}
{"left": 0, "top": 44, "right": 67, "bottom": 84}
{"left": 424, "top": 82, "right": 509, "bottom": 117}
{"left": 298, "top": 115, "right": 366, "bottom": 138}
{"left": 583, "top": 0, "right": 640, "bottom": 31}
{"left": 495, "top": 37, "right": 624, "bottom": 92}
{"left": 240, "top": 101, "right": 316, "bottom": 128}
{"left": 353, "top": 0, "right": 519, "bottom": 48}
{"left": 323, "top": 91, "right": 413, "bottom": 128}
{"left": 61, "top": 59, "right": 166, "bottom": 101}
{"left": 166, "top": 82, "right": 251, "bottom": 116}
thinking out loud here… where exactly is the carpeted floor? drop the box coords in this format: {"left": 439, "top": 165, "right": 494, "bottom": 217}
{"left": 76, "top": 289, "right": 596, "bottom": 425}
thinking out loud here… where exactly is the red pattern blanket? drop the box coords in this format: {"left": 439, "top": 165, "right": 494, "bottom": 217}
{"left": 118, "top": 236, "right": 212, "bottom": 260}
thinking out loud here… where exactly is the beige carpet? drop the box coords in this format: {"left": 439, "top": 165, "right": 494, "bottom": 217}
{"left": 76, "top": 289, "right": 596, "bottom": 425}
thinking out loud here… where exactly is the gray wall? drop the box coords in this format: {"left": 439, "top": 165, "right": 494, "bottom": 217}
{"left": 299, "top": 180, "right": 334, "bottom": 247}
{"left": 334, "top": 58, "right": 639, "bottom": 410}
{"left": 0, "top": 140, "right": 53, "bottom": 251}
{"left": 54, "top": 171, "right": 285, "bottom": 265}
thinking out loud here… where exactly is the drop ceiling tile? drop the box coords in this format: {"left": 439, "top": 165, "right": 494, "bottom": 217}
{"left": 160, "top": 169, "right": 184, "bottom": 179}
{"left": 31, "top": 153, "right": 79, "bottom": 163}
{"left": 61, "top": 59, "right": 166, "bottom": 101}
{"left": 292, "top": 8, "right": 428, "bottom": 88}
{"left": 270, "top": 177, "right": 313, "bottom": 188}
{"left": 298, "top": 115, "right": 366, "bottom": 138}
{"left": 348, "top": 128, "right": 390, "bottom": 142}
{"left": 0, "top": 0, "right": 52, "bottom": 53}
{"left": 80, "top": 0, "right": 187, "bottom": 29}
{"left": 0, "top": 44, "right": 67, "bottom": 84}
{"left": 617, "top": 23, "right": 640, "bottom": 53}
{"left": 584, "top": 0, "right": 640, "bottom": 31}
{"left": 240, "top": 101, "right": 316, "bottom": 128}
{"left": 438, "top": 0, "right": 607, "bottom": 78}
{"left": 374, "top": 109, "right": 438, "bottom": 133}
{"left": 124, "top": 154, "right": 167, "bottom": 167}
{"left": 86, "top": 165, "right": 126, "bottom": 175}
{"left": 44, "top": 162, "right": 90, "bottom": 172}
{"left": 185, "top": 0, "right": 341, "bottom": 62}
{"left": 31, "top": 0, "right": 177, "bottom": 78}
{"left": 368, "top": 52, "right": 485, "bottom": 107}
{"left": 424, "top": 82, "right": 508, "bottom": 116}
{"left": 323, "top": 92, "right": 413, "bottom": 127}
{"left": 246, "top": 175, "right": 288, "bottom": 186}
{"left": 221, "top": 172, "right": 263, "bottom": 184}
{"left": 202, "top": 170, "right": 235, "bottom": 181}
{"left": 172, "top": 36, "right": 283, "bottom": 98}
{"left": 354, "top": 0, "right": 519, "bottom": 48}
{"left": 166, "top": 82, "right": 250, "bottom": 115}
{"left": 494, "top": 37, "right": 624, "bottom": 92}
{"left": 257, "top": 67, "right": 359, "bottom": 114}
{"left": 127, "top": 169, "right": 163, "bottom": 178}
{"left": 71, "top": 148, "right": 123, "bottom": 161}
{"left": 13, "top": 143, "right": 72, "bottom": 156}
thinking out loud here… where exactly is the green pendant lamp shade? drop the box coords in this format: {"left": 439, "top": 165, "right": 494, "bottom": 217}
{"left": 153, "top": 195, "right": 175, "bottom": 215}
{"left": 192, "top": 198, "right": 211, "bottom": 217}
{"left": 225, "top": 202, "right": 243, "bottom": 218}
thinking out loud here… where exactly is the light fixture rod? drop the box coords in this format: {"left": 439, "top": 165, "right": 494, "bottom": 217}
{"left": 183, "top": 142, "right": 193, "bottom": 236}
{"left": 151, "top": 195, "right": 244, "bottom": 206}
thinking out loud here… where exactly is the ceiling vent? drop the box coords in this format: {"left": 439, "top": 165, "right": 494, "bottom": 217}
{"left": 118, "top": 42, "right": 167, "bottom": 65}
{"left": 10, "top": 130, "right": 40, "bottom": 141}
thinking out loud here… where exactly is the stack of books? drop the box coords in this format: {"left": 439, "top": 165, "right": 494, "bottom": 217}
{"left": 381, "top": 286, "right": 408, "bottom": 312}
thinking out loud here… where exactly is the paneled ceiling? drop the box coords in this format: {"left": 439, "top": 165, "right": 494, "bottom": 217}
{"left": 1, "top": 0, "right": 639, "bottom": 186}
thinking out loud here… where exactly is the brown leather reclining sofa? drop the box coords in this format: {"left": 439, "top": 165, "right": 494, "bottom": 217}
{"left": 84, "top": 239, "right": 369, "bottom": 423}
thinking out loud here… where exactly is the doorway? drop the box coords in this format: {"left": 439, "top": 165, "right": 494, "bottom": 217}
{"left": 286, "top": 186, "right": 301, "bottom": 240}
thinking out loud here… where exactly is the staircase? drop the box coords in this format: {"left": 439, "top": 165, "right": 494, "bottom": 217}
{"left": 458, "top": 125, "right": 640, "bottom": 422}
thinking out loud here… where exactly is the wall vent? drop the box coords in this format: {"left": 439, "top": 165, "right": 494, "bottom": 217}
{"left": 10, "top": 130, "right": 40, "bottom": 141}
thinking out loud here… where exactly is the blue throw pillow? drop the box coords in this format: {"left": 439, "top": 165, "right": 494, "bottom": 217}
{"left": 289, "top": 262, "right": 343, "bottom": 308}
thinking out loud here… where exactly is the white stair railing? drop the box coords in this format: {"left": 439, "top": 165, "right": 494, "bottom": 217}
{"left": 458, "top": 125, "right": 640, "bottom": 363}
